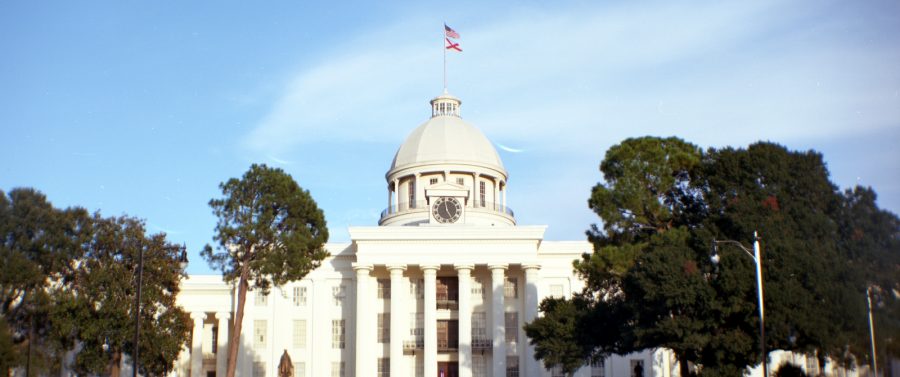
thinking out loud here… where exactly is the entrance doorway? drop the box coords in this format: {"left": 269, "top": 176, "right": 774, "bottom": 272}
{"left": 437, "top": 361, "right": 459, "bottom": 377}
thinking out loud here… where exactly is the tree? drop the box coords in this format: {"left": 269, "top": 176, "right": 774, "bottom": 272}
{"left": 699, "top": 144, "right": 865, "bottom": 371}
{"left": 526, "top": 138, "right": 890, "bottom": 375}
{"left": 69, "top": 215, "right": 190, "bottom": 377}
{"left": 835, "top": 187, "right": 900, "bottom": 363}
{"left": 1, "top": 189, "right": 191, "bottom": 376}
{"left": 202, "top": 164, "right": 329, "bottom": 377}
{"left": 0, "top": 188, "right": 90, "bottom": 375}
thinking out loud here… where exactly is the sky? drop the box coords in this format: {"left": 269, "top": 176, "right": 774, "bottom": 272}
{"left": 2, "top": 1, "right": 898, "bottom": 275}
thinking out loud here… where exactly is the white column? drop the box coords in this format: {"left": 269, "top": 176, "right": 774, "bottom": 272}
{"left": 392, "top": 179, "right": 399, "bottom": 209}
{"left": 414, "top": 173, "right": 422, "bottom": 208}
{"left": 456, "top": 265, "right": 474, "bottom": 377}
{"left": 472, "top": 173, "right": 479, "bottom": 207}
{"left": 494, "top": 179, "right": 500, "bottom": 208}
{"left": 190, "top": 312, "right": 205, "bottom": 377}
{"left": 354, "top": 264, "right": 374, "bottom": 377}
{"left": 523, "top": 264, "right": 541, "bottom": 377}
{"left": 490, "top": 264, "right": 507, "bottom": 377}
{"left": 388, "top": 265, "right": 406, "bottom": 377}
{"left": 214, "top": 312, "right": 230, "bottom": 377}
{"left": 423, "top": 265, "right": 439, "bottom": 377}
{"left": 502, "top": 182, "right": 507, "bottom": 209}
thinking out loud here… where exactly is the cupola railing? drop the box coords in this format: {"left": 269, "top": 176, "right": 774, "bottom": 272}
{"left": 379, "top": 201, "right": 514, "bottom": 221}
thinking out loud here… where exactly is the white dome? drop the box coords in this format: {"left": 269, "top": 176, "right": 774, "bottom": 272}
{"left": 390, "top": 95, "right": 505, "bottom": 172}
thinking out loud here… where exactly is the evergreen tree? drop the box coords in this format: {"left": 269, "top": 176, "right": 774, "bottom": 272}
{"left": 202, "top": 164, "right": 329, "bottom": 377}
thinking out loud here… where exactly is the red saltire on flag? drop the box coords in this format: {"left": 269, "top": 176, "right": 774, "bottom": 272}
{"left": 445, "top": 38, "right": 462, "bottom": 52}
{"left": 444, "top": 24, "right": 460, "bottom": 39}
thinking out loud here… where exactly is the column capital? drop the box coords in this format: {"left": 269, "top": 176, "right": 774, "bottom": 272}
{"left": 352, "top": 263, "right": 374, "bottom": 272}
{"left": 190, "top": 312, "right": 206, "bottom": 321}
{"left": 386, "top": 264, "right": 407, "bottom": 272}
{"left": 214, "top": 312, "right": 231, "bottom": 321}
{"left": 488, "top": 264, "right": 508, "bottom": 271}
{"left": 454, "top": 264, "right": 474, "bottom": 273}
{"left": 522, "top": 263, "right": 541, "bottom": 271}
{"left": 420, "top": 264, "right": 440, "bottom": 272}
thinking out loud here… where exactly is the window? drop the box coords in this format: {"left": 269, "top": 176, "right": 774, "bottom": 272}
{"left": 293, "top": 286, "right": 307, "bottom": 306}
{"left": 254, "top": 361, "right": 266, "bottom": 377}
{"left": 378, "top": 358, "right": 390, "bottom": 377}
{"left": 409, "top": 313, "right": 424, "bottom": 339}
{"left": 211, "top": 326, "right": 218, "bottom": 353}
{"left": 504, "top": 278, "right": 518, "bottom": 298}
{"left": 254, "top": 320, "right": 266, "bottom": 349}
{"left": 333, "top": 285, "right": 346, "bottom": 306}
{"left": 437, "top": 320, "right": 459, "bottom": 350}
{"left": 631, "top": 360, "right": 645, "bottom": 377}
{"left": 436, "top": 277, "right": 458, "bottom": 309}
{"left": 479, "top": 181, "right": 486, "bottom": 207}
{"left": 293, "top": 320, "right": 306, "bottom": 348}
{"left": 378, "top": 313, "right": 390, "bottom": 343}
{"left": 591, "top": 358, "right": 606, "bottom": 377}
{"left": 331, "top": 319, "right": 344, "bottom": 349}
{"left": 377, "top": 279, "right": 391, "bottom": 299}
{"left": 472, "top": 312, "right": 487, "bottom": 338}
{"left": 254, "top": 291, "right": 268, "bottom": 306}
{"left": 506, "top": 356, "right": 519, "bottom": 377}
{"left": 409, "top": 278, "right": 423, "bottom": 299}
{"left": 472, "top": 278, "right": 485, "bottom": 299}
{"left": 473, "top": 355, "right": 486, "bottom": 377}
{"left": 408, "top": 180, "right": 416, "bottom": 208}
{"left": 429, "top": 178, "right": 438, "bottom": 185}
{"left": 806, "top": 356, "right": 818, "bottom": 376}
{"left": 505, "top": 312, "right": 518, "bottom": 344}
{"left": 456, "top": 178, "right": 464, "bottom": 185}
{"left": 332, "top": 319, "right": 345, "bottom": 349}
{"left": 331, "top": 362, "right": 345, "bottom": 377}
{"left": 550, "top": 284, "right": 564, "bottom": 298}
{"left": 294, "top": 362, "right": 305, "bottom": 377}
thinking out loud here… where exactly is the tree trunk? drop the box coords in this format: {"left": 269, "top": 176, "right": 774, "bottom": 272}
{"left": 678, "top": 355, "right": 691, "bottom": 377}
{"left": 109, "top": 351, "right": 121, "bottom": 377}
{"left": 225, "top": 268, "right": 250, "bottom": 377}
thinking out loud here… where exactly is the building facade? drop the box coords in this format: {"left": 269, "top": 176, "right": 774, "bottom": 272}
{"left": 172, "top": 93, "right": 869, "bottom": 377}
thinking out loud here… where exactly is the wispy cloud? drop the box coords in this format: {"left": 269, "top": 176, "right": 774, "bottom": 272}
{"left": 244, "top": 1, "right": 899, "bottom": 156}
{"left": 496, "top": 143, "right": 525, "bottom": 153}
{"left": 267, "top": 155, "right": 293, "bottom": 165}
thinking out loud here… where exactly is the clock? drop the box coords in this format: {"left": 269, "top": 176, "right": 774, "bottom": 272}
{"left": 432, "top": 197, "right": 462, "bottom": 224}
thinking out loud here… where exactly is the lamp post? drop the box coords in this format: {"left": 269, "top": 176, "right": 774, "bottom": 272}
{"left": 132, "top": 243, "right": 188, "bottom": 377}
{"left": 711, "top": 231, "right": 766, "bottom": 377}
{"left": 866, "top": 286, "right": 878, "bottom": 377}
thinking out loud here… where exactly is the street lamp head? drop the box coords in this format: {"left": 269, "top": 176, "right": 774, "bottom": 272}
{"left": 710, "top": 240, "right": 720, "bottom": 265}
{"left": 179, "top": 243, "right": 189, "bottom": 270}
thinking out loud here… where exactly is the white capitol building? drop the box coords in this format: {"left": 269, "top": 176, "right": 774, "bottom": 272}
{"left": 171, "top": 93, "right": 837, "bottom": 377}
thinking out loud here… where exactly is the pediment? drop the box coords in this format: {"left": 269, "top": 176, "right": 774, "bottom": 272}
{"left": 425, "top": 182, "right": 470, "bottom": 198}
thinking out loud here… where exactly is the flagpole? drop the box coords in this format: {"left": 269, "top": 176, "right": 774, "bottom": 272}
{"left": 443, "top": 23, "right": 447, "bottom": 91}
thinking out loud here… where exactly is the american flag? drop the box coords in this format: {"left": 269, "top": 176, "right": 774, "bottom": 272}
{"left": 444, "top": 24, "right": 460, "bottom": 39}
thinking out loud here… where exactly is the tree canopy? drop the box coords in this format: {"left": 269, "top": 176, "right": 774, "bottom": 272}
{"left": 202, "top": 163, "right": 329, "bottom": 377}
{"left": 0, "top": 188, "right": 191, "bottom": 376}
{"left": 525, "top": 137, "right": 899, "bottom": 376}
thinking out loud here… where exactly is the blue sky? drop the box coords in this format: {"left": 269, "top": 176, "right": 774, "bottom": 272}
{"left": 2, "top": 1, "right": 898, "bottom": 275}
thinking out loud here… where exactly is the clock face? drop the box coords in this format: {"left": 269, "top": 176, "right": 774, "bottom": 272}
{"left": 432, "top": 197, "right": 462, "bottom": 224}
